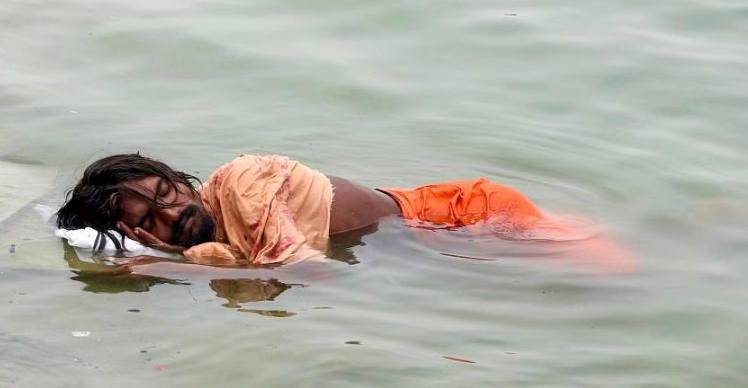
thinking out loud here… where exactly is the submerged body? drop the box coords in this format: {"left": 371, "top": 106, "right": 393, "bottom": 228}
{"left": 57, "top": 153, "right": 636, "bottom": 272}
{"left": 179, "top": 154, "right": 560, "bottom": 266}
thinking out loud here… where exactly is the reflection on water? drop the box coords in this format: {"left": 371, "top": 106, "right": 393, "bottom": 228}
{"left": 210, "top": 278, "right": 300, "bottom": 307}
{"left": 327, "top": 221, "right": 381, "bottom": 265}
{"left": 63, "top": 241, "right": 189, "bottom": 293}
{"left": 62, "top": 240, "right": 302, "bottom": 312}
{"left": 69, "top": 270, "right": 189, "bottom": 294}
{"left": 236, "top": 308, "right": 297, "bottom": 317}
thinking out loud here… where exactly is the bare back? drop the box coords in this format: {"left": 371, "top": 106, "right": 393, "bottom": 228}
{"left": 327, "top": 176, "right": 401, "bottom": 235}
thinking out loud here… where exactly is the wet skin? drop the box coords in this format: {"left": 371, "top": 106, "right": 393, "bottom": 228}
{"left": 115, "top": 177, "right": 211, "bottom": 254}
{"left": 327, "top": 176, "right": 402, "bottom": 234}
{"left": 113, "top": 175, "right": 402, "bottom": 256}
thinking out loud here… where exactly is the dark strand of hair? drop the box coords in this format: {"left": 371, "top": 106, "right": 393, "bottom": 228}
{"left": 57, "top": 153, "right": 201, "bottom": 253}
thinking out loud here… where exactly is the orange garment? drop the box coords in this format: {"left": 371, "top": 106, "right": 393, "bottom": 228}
{"left": 183, "top": 154, "right": 333, "bottom": 266}
{"left": 381, "top": 178, "right": 636, "bottom": 273}
{"left": 380, "top": 178, "right": 543, "bottom": 229}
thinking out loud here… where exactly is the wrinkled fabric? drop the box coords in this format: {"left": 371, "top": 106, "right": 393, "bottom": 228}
{"left": 380, "top": 178, "right": 599, "bottom": 240}
{"left": 380, "top": 178, "right": 544, "bottom": 230}
{"left": 380, "top": 178, "right": 636, "bottom": 273}
{"left": 183, "top": 154, "right": 332, "bottom": 266}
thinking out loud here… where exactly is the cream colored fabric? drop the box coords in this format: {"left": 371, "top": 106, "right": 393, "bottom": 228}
{"left": 183, "top": 154, "right": 332, "bottom": 266}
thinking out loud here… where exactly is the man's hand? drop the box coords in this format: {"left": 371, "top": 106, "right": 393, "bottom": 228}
{"left": 116, "top": 221, "right": 186, "bottom": 254}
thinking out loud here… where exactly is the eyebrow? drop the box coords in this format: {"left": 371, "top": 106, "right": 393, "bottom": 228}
{"left": 134, "top": 178, "right": 167, "bottom": 229}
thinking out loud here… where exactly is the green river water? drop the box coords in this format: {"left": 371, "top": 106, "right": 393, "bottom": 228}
{"left": 1, "top": 0, "right": 747, "bottom": 387}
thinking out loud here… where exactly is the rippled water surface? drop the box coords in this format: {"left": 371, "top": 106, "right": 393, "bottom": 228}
{"left": 1, "top": 1, "right": 747, "bottom": 387}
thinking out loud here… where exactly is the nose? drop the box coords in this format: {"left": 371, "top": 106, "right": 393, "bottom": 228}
{"left": 151, "top": 206, "right": 183, "bottom": 242}
{"left": 159, "top": 206, "right": 182, "bottom": 225}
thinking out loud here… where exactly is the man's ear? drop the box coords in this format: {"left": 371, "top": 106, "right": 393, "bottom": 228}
{"left": 109, "top": 193, "right": 120, "bottom": 208}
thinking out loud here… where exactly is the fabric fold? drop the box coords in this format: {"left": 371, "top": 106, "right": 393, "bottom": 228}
{"left": 184, "top": 154, "right": 333, "bottom": 266}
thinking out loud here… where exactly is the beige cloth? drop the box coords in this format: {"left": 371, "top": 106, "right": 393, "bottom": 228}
{"left": 183, "top": 154, "right": 333, "bottom": 266}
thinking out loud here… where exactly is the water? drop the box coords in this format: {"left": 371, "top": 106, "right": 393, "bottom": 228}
{"left": 1, "top": 0, "right": 747, "bottom": 386}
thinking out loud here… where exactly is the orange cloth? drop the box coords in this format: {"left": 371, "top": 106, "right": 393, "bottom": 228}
{"left": 183, "top": 154, "right": 332, "bottom": 266}
{"left": 380, "top": 178, "right": 543, "bottom": 229}
{"left": 381, "top": 178, "right": 636, "bottom": 273}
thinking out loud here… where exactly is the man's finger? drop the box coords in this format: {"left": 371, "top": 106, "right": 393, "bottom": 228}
{"left": 134, "top": 228, "right": 164, "bottom": 246}
{"left": 133, "top": 228, "right": 185, "bottom": 254}
{"left": 134, "top": 228, "right": 177, "bottom": 251}
{"left": 117, "top": 222, "right": 145, "bottom": 245}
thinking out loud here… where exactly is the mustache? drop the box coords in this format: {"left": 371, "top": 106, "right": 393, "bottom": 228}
{"left": 169, "top": 205, "right": 199, "bottom": 245}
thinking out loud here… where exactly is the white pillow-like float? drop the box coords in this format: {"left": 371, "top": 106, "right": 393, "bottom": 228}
{"left": 55, "top": 227, "right": 175, "bottom": 259}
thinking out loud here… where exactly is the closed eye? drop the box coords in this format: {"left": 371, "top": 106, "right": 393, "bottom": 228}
{"left": 140, "top": 179, "right": 175, "bottom": 232}
{"left": 157, "top": 179, "right": 176, "bottom": 204}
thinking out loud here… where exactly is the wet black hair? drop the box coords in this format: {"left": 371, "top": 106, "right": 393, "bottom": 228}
{"left": 56, "top": 153, "right": 201, "bottom": 251}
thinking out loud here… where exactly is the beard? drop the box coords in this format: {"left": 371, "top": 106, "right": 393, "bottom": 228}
{"left": 170, "top": 205, "right": 216, "bottom": 248}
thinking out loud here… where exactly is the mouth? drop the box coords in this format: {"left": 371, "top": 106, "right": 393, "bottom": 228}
{"left": 170, "top": 205, "right": 199, "bottom": 246}
{"left": 170, "top": 204, "right": 215, "bottom": 247}
{"left": 179, "top": 216, "right": 196, "bottom": 243}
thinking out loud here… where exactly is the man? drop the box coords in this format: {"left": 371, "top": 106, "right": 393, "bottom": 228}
{"left": 57, "top": 153, "right": 635, "bottom": 271}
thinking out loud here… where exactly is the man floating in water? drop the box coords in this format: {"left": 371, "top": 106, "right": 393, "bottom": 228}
{"left": 56, "top": 153, "right": 635, "bottom": 273}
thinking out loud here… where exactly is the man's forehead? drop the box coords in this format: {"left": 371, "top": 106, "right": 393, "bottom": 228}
{"left": 123, "top": 176, "right": 162, "bottom": 193}
{"left": 115, "top": 177, "right": 162, "bottom": 213}
{"left": 116, "top": 190, "right": 150, "bottom": 225}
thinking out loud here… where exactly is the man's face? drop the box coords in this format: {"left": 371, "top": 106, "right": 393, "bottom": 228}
{"left": 116, "top": 176, "right": 214, "bottom": 247}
